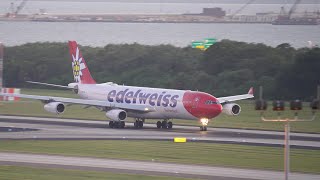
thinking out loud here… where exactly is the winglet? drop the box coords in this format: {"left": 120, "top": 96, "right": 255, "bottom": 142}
{"left": 248, "top": 87, "right": 254, "bottom": 95}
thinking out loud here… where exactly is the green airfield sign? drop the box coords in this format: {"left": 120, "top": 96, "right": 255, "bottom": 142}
{"left": 192, "top": 38, "right": 217, "bottom": 50}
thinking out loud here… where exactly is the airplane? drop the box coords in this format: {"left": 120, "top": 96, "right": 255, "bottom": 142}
{"left": 0, "top": 41, "right": 254, "bottom": 131}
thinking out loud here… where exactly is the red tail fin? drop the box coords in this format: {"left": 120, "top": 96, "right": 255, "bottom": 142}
{"left": 248, "top": 87, "right": 254, "bottom": 95}
{"left": 68, "top": 41, "right": 96, "bottom": 84}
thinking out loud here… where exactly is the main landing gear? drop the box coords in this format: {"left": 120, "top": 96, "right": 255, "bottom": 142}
{"left": 134, "top": 118, "right": 144, "bottom": 128}
{"left": 156, "top": 119, "right": 173, "bottom": 129}
{"left": 200, "top": 118, "right": 209, "bottom": 131}
{"left": 109, "top": 121, "right": 125, "bottom": 129}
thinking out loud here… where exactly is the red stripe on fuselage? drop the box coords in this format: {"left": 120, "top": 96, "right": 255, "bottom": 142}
{"left": 182, "top": 91, "right": 222, "bottom": 119}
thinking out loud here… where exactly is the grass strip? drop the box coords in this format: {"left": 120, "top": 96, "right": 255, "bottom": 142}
{"left": 0, "top": 140, "right": 319, "bottom": 174}
{"left": 0, "top": 165, "right": 189, "bottom": 180}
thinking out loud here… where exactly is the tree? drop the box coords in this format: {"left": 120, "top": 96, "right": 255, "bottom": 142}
{"left": 277, "top": 48, "right": 320, "bottom": 100}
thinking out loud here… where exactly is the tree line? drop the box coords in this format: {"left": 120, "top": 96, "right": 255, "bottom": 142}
{"left": 3, "top": 40, "right": 320, "bottom": 100}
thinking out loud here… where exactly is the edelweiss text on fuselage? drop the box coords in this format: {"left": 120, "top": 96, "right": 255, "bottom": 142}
{"left": 107, "top": 89, "right": 179, "bottom": 107}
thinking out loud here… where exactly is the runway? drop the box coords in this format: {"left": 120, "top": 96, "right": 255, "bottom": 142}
{"left": 1, "top": 115, "right": 320, "bottom": 149}
{"left": 1, "top": 115, "right": 320, "bottom": 179}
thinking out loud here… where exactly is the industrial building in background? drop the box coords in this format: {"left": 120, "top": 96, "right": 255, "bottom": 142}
{"left": 1, "top": 0, "right": 318, "bottom": 24}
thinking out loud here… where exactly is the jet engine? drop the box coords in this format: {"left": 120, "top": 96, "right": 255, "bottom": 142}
{"left": 106, "top": 109, "right": 127, "bottom": 121}
{"left": 222, "top": 103, "right": 241, "bottom": 116}
{"left": 44, "top": 102, "right": 65, "bottom": 114}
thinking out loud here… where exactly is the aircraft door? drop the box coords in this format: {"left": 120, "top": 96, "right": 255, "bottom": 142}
{"left": 79, "top": 90, "right": 88, "bottom": 99}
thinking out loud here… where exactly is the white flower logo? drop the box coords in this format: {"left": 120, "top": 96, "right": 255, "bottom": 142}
{"left": 72, "top": 47, "right": 86, "bottom": 82}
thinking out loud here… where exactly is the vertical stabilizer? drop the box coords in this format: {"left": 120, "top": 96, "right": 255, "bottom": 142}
{"left": 68, "top": 41, "right": 96, "bottom": 84}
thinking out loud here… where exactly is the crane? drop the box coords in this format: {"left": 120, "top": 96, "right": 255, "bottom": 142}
{"left": 277, "top": 0, "right": 301, "bottom": 20}
{"left": 230, "top": 0, "right": 255, "bottom": 17}
{"left": 273, "top": 0, "right": 318, "bottom": 25}
{"left": 288, "top": 0, "right": 302, "bottom": 18}
{"left": 15, "top": 0, "right": 28, "bottom": 15}
{"left": 6, "top": 0, "right": 28, "bottom": 18}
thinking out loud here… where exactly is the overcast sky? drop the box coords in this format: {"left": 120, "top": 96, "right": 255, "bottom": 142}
{"left": 27, "top": 0, "right": 319, "bottom": 4}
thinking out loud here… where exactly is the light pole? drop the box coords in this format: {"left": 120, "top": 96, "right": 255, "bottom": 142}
{"left": 0, "top": 42, "right": 3, "bottom": 103}
{"left": 255, "top": 86, "right": 318, "bottom": 180}
{"left": 0, "top": 42, "right": 3, "bottom": 90}
{"left": 260, "top": 111, "right": 315, "bottom": 180}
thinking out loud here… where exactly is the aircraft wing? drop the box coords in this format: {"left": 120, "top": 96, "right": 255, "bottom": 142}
{"left": 217, "top": 87, "right": 254, "bottom": 104}
{"left": 0, "top": 93, "right": 155, "bottom": 112}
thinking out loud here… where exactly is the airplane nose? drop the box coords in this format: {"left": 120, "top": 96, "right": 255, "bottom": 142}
{"left": 217, "top": 104, "right": 223, "bottom": 113}
{"left": 211, "top": 104, "right": 223, "bottom": 117}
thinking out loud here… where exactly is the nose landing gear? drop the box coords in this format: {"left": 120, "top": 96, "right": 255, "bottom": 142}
{"left": 200, "top": 118, "right": 209, "bottom": 131}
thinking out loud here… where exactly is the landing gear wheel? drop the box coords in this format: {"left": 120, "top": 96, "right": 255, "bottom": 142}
{"left": 109, "top": 121, "right": 114, "bottom": 128}
{"left": 161, "top": 121, "right": 167, "bottom": 129}
{"left": 138, "top": 121, "right": 143, "bottom": 128}
{"left": 167, "top": 121, "right": 173, "bottom": 129}
{"left": 134, "top": 121, "right": 138, "bottom": 128}
{"left": 114, "top": 121, "right": 120, "bottom": 128}
{"left": 120, "top": 121, "right": 125, "bottom": 128}
{"left": 156, "top": 121, "right": 162, "bottom": 128}
{"left": 200, "top": 126, "right": 207, "bottom": 131}
{"left": 134, "top": 119, "right": 144, "bottom": 129}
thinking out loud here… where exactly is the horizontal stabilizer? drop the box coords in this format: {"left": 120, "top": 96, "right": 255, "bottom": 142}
{"left": 26, "top": 81, "right": 72, "bottom": 89}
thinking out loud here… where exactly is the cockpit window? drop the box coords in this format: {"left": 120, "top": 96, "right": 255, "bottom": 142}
{"left": 205, "top": 100, "right": 219, "bottom": 105}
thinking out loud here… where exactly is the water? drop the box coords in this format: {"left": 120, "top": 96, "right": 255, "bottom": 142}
{"left": 1, "top": 0, "right": 319, "bottom": 15}
{"left": 0, "top": 1, "right": 319, "bottom": 47}
{"left": 1, "top": 21, "right": 319, "bottom": 48}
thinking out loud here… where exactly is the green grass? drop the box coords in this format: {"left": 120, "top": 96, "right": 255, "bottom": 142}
{"left": 0, "top": 165, "right": 189, "bottom": 180}
{"left": 1, "top": 140, "right": 320, "bottom": 174}
{"left": 0, "top": 88, "right": 319, "bottom": 133}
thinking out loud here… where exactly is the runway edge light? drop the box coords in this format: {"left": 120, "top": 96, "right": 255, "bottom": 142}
{"left": 174, "top": 137, "right": 187, "bottom": 143}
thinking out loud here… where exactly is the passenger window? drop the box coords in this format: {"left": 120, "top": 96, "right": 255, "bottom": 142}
{"left": 205, "top": 100, "right": 217, "bottom": 105}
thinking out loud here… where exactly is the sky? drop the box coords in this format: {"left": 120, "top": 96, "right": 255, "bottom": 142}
{"left": 26, "top": 0, "right": 319, "bottom": 4}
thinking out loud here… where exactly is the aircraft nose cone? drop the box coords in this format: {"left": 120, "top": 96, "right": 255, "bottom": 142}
{"left": 212, "top": 104, "right": 223, "bottom": 117}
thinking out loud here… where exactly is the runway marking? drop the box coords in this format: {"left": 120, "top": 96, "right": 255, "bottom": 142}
{"left": 0, "top": 127, "right": 38, "bottom": 132}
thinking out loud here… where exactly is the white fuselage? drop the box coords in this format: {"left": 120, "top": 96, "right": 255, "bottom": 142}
{"left": 76, "top": 83, "right": 198, "bottom": 120}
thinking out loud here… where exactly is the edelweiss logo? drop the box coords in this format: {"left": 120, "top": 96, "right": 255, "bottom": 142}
{"left": 72, "top": 47, "right": 86, "bottom": 82}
